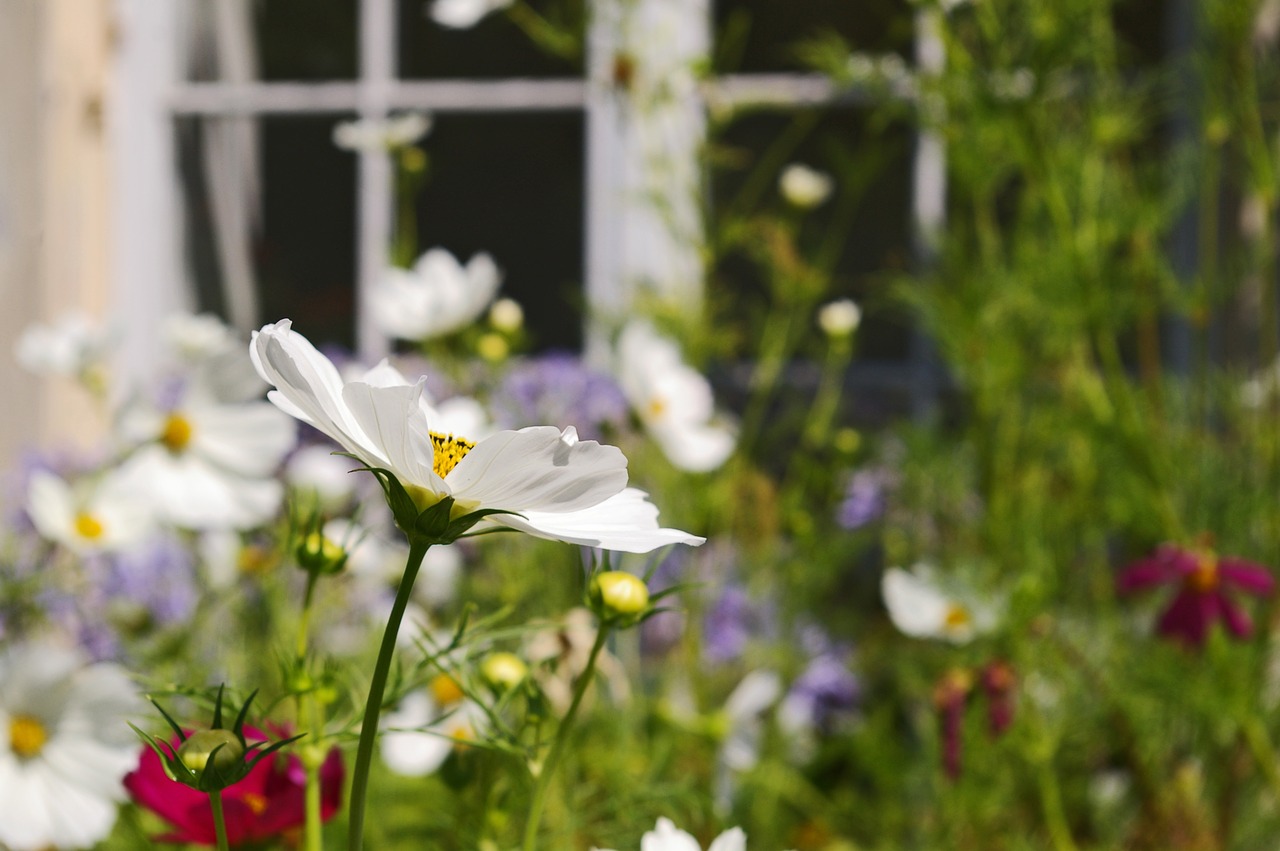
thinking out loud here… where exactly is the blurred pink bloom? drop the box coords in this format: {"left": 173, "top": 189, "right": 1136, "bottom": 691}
{"left": 125, "top": 726, "right": 343, "bottom": 846}
{"left": 1117, "top": 544, "right": 1275, "bottom": 647}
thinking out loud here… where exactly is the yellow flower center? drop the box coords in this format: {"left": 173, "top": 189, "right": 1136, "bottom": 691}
{"left": 74, "top": 511, "right": 105, "bottom": 541}
{"left": 1188, "top": 553, "right": 1220, "bottom": 594}
{"left": 943, "top": 604, "right": 972, "bottom": 631}
{"left": 242, "top": 792, "right": 269, "bottom": 816}
{"left": 9, "top": 714, "right": 47, "bottom": 759}
{"left": 161, "top": 413, "right": 194, "bottom": 452}
{"left": 430, "top": 674, "right": 465, "bottom": 706}
{"left": 647, "top": 397, "right": 667, "bottom": 420}
{"left": 430, "top": 431, "right": 474, "bottom": 479}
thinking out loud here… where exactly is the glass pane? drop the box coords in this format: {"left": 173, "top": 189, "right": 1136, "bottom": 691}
{"left": 714, "top": 0, "right": 910, "bottom": 74}
{"left": 256, "top": 0, "right": 359, "bottom": 81}
{"left": 398, "top": 0, "right": 584, "bottom": 79}
{"left": 406, "top": 113, "right": 586, "bottom": 349}
{"left": 709, "top": 106, "right": 915, "bottom": 361}
{"left": 179, "top": 116, "right": 359, "bottom": 349}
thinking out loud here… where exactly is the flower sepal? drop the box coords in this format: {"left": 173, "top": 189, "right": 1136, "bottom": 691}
{"left": 130, "top": 686, "right": 303, "bottom": 793}
{"left": 354, "top": 460, "right": 521, "bottom": 546}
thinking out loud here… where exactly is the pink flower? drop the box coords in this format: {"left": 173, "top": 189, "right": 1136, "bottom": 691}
{"left": 1117, "top": 544, "right": 1275, "bottom": 646}
{"left": 124, "top": 726, "right": 343, "bottom": 846}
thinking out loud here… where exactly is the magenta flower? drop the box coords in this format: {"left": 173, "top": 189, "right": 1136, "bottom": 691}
{"left": 1117, "top": 544, "right": 1275, "bottom": 646}
{"left": 125, "top": 726, "right": 343, "bottom": 846}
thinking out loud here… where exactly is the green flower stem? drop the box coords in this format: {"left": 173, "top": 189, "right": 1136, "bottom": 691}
{"left": 1242, "top": 718, "right": 1280, "bottom": 805}
{"left": 209, "top": 790, "right": 231, "bottom": 851}
{"left": 1035, "top": 759, "right": 1077, "bottom": 851}
{"left": 521, "top": 624, "right": 610, "bottom": 851}
{"left": 347, "top": 539, "right": 431, "bottom": 851}
{"left": 294, "top": 568, "right": 324, "bottom": 851}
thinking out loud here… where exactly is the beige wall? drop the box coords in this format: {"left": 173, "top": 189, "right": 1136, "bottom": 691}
{"left": 0, "top": 0, "right": 113, "bottom": 462}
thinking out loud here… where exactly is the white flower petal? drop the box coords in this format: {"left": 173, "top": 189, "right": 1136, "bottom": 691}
{"left": 343, "top": 379, "right": 444, "bottom": 492}
{"left": 707, "top": 827, "right": 748, "bottom": 851}
{"left": 881, "top": 565, "right": 955, "bottom": 641}
{"left": 642, "top": 818, "right": 704, "bottom": 851}
{"left": 187, "top": 401, "right": 297, "bottom": 477}
{"left": 251, "top": 319, "right": 384, "bottom": 465}
{"left": 496, "top": 488, "right": 705, "bottom": 553}
{"left": 448, "top": 426, "right": 627, "bottom": 513}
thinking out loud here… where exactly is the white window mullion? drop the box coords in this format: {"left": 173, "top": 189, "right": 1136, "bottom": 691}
{"left": 110, "top": 0, "right": 187, "bottom": 383}
{"left": 355, "top": 0, "right": 398, "bottom": 362}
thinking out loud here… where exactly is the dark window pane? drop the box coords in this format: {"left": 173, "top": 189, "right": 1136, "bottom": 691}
{"left": 409, "top": 113, "right": 585, "bottom": 349}
{"left": 714, "top": 0, "right": 910, "bottom": 74}
{"left": 710, "top": 106, "right": 915, "bottom": 362}
{"left": 256, "top": 0, "right": 359, "bottom": 81}
{"left": 181, "top": 117, "right": 359, "bottom": 348}
{"left": 399, "top": 0, "right": 583, "bottom": 78}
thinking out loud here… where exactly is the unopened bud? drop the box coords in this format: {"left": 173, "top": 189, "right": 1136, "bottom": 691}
{"left": 481, "top": 652, "right": 528, "bottom": 690}
{"left": 591, "top": 571, "right": 651, "bottom": 617}
{"left": 178, "top": 729, "right": 244, "bottom": 775}
{"left": 489, "top": 298, "right": 524, "bottom": 333}
{"left": 296, "top": 532, "right": 348, "bottom": 575}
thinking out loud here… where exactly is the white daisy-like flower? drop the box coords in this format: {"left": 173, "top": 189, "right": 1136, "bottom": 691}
{"left": 817, "top": 299, "right": 862, "bottom": 337}
{"left": 372, "top": 248, "right": 502, "bottom": 342}
{"left": 14, "top": 313, "right": 114, "bottom": 381}
{"left": 0, "top": 640, "right": 142, "bottom": 851}
{"left": 881, "top": 564, "right": 996, "bottom": 644}
{"left": 379, "top": 679, "right": 485, "bottom": 777}
{"left": 429, "top": 0, "right": 513, "bottom": 29}
{"left": 286, "top": 444, "right": 360, "bottom": 513}
{"left": 332, "top": 112, "right": 432, "bottom": 152}
{"left": 778, "top": 163, "right": 833, "bottom": 209}
{"left": 26, "top": 470, "right": 154, "bottom": 554}
{"left": 113, "top": 390, "right": 297, "bottom": 531}
{"left": 616, "top": 321, "right": 736, "bottom": 473}
{"left": 161, "top": 312, "right": 237, "bottom": 363}
{"left": 593, "top": 817, "right": 749, "bottom": 851}
{"left": 251, "top": 320, "right": 704, "bottom": 553}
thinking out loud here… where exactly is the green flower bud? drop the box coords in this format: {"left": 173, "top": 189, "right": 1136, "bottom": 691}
{"left": 178, "top": 729, "right": 245, "bottom": 775}
{"left": 296, "top": 531, "right": 347, "bottom": 575}
{"left": 590, "top": 571, "right": 651, "bottom": 622}
{"left": 481, "top": 652, "right": 528, "bottom": 691}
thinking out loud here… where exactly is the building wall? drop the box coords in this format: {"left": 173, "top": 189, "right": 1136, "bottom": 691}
{"left": 0, "top": 0, "right": 114, "bottom": 463}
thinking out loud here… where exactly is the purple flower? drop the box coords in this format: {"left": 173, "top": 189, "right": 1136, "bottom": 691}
{"left": 784, "top": 652, "right": 861, "bottom": 734}
{"left": 102, "top": 534, "right": 199, "bottom": 627}
{"left": 704, "top": 586, "right": 775, "bottom": 664}
{"left": 1117, "top": 544, "right": 1275, "bottom": 647}
{"left": 496, "top": 353, "right": 629, "bottom": 440}
{"left": 836, "top": 469, "right": 889, "bottom": 530}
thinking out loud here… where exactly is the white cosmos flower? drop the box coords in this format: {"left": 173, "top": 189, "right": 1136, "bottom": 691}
{"left": 616, "top": 322, "right": 736, "bottom": 473}
{"left": 881, "top": 564, "right": 996, "bottom": 644}
{"left": 251, "top": 319, "right": 704, "bottom": 553}
{"left": 286, "top": 444, "right": 360, "bottom": 513}
{"left": 778, "top": 163, "right": 833, "bottom": 209}
{"left": 429, "top": 0, "right": 513, "bottom": 29}
{"left": 372, "top": 248, "right": 502, "bottom": 342}
{"left": 333, "top": 112, "right": 432, "bottom": 152}
{"left": 379, "top": 682, "right": 484, "bottom": 777}
{"left": 113, "top": 391, "right": 297, "bottom": 531}
{"left": 27, "top": 470, "right": 153, "bottom": 554}
{"left": 15, "top": 313, "right": 114, "bottom": 382}
{"left": 0, "top": 641, "right": 142, "bottom": 851}
{"left": 593, "top": 817, "right": 749, "bottom": 851}
{"left": 817, "top": 299, "right": 862, "bottom": 337}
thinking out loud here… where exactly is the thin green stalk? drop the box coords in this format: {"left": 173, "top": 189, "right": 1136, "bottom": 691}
{"left": 1035, "top": 758, "right": 1079, "bottom": 851}
{"left": 521, "top": 625, "right": 610, "bottom": 851}
{"left": 347, "top": 539, "right": 431, "bottom": 851}
{"left": 1242, "top": 718, "right": 1280, "bottom": 805}
{"left": 209, "top": 790, "right": 232, "bottom": 851}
